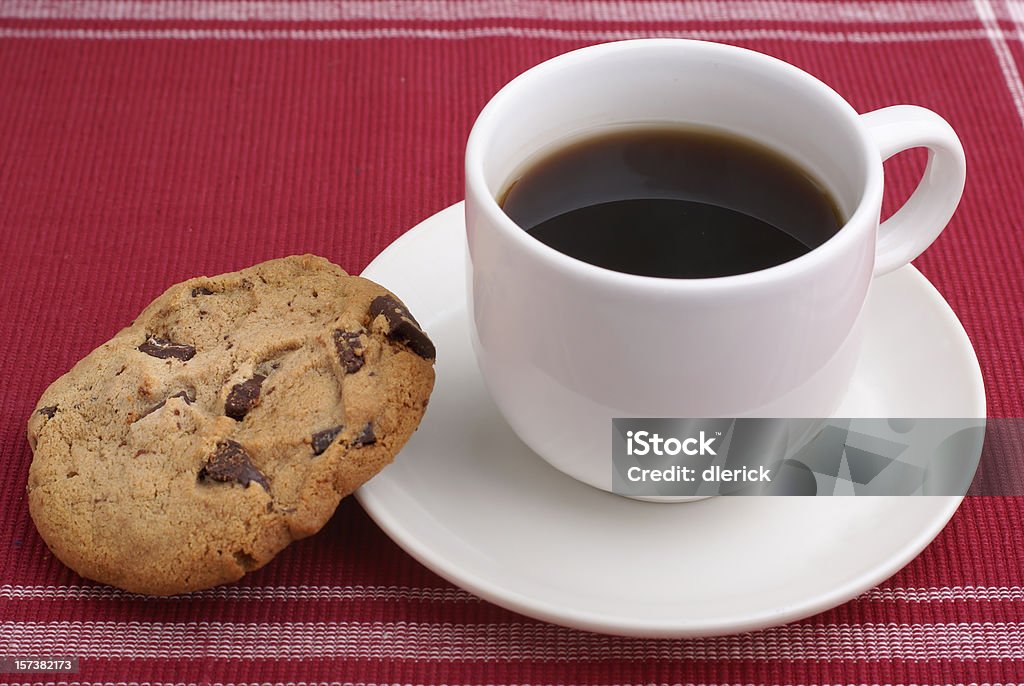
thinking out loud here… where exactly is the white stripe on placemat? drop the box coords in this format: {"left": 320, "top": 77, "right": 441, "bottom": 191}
{"left": 863, "top": 586, "right": 1024, "bottom": 601}
{"left": 0, "top": 583, "right": 481, "bottom": 601}
{"left": 2, "top": 583, "right": 1022, "bottom": 602}
{"left": 0, "top": 1, "right": 989, "bottom": 24}
{"left": 0, "top": 26, "right": 996, "bottom": 42}
{"left": 974, "top": 0, "right": 1024, "bottom": 128}
{"left": 2, "top": 621, "right": 1023, "bottom": 659}
{"left": 1011, "top": 0, "right": 1024, "bottom": 24}
{"left": 3, "top": 583, "right": 1023, "bottom": 602}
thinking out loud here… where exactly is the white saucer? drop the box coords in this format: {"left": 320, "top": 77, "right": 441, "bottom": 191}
{"left": 355, "top": 202, "right": 985, "bottom": 638}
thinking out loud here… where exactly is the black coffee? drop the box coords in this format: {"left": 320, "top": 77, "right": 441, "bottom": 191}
{"left": 499, "top": 126, "right": 843, "bottom": 278}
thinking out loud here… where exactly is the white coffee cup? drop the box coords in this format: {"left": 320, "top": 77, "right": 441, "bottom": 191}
{"left": 464, "top": 39, "right": 966, "bottom": 496}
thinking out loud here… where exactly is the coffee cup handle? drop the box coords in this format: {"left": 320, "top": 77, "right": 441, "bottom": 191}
{"left": 859, "top": 105, "right": 966, "bottom": 276}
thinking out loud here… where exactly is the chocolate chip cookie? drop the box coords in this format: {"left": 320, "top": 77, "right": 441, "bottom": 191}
{"left": 26, "top": 255, "right": 435, "bottom": 595}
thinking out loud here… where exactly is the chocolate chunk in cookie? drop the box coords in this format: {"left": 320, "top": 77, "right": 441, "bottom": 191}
{"left": 368, "top": 294, "right": 436, "bottom": 360}
{"left": 333, "top": 330, "right": 365, "bottom": 373}
{"left": 191, "top": 287, "right": 214, "bottom": 297}
{"left": 139, "top": 336, "right": 196, "bottom": 361}
{"left": 199, "top": 440, "right": 268, "bottom": 489}
{"left": 352, "top": 422, "right": 376, "bottom": 447}
{"left": 224, "top": 375, "right": 265, "bottom": 420}
{"left": 37, "top": 405, "right": 58, "bottom": 419}
{"left": 311, "top": 425, "right": 343, "bottom": 455}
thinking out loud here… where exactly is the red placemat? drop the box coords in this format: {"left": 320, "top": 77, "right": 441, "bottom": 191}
{"left": 1, "top": 1, "right": 1022, "bottom": 683}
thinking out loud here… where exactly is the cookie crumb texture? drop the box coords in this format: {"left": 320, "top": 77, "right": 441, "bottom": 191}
{"left": 26, "top": 255, "right": 435, "bottom": 595}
